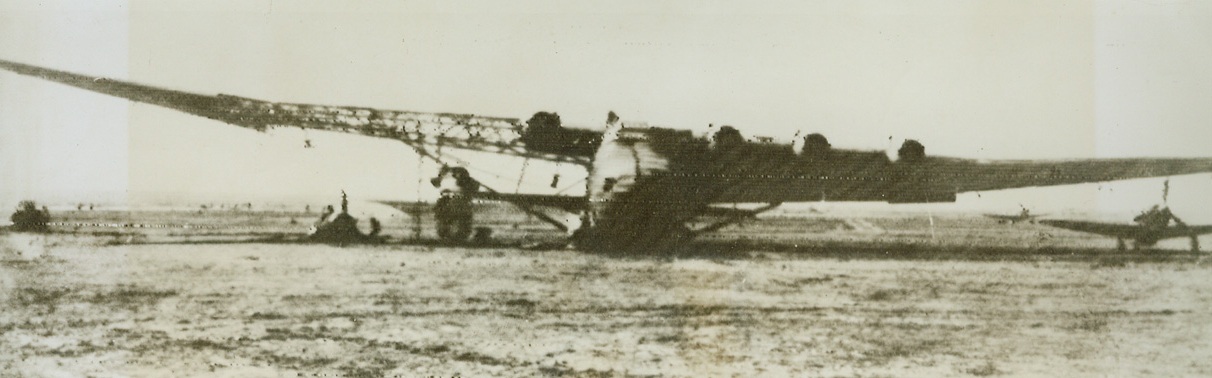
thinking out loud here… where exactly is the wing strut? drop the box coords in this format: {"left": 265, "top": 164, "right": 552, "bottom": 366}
{"left": 689, "top": 202, "right": 782, "bottom": 236}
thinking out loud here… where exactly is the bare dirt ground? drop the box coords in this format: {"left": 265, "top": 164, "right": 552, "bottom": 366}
{"left": 3, "top": 210, "right": 1212, "bottom": 377}
{"left": 3, "top": 235, "right": 1212, "bottom": 377}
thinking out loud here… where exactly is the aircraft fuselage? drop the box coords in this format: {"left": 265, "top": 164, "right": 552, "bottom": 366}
{"left": 576, "top": 125, "right": 952, "bottom": 250}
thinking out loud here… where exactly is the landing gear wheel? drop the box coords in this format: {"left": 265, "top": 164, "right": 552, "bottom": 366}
{"left": 434, "top": 194, "right": 474, "bottom": 243}
{"left": 437, "top": 215, "right": 472, "bottom": 243}
{"left": 1116, "top": 238, "right": 1127, "bottom": 251}
{"left": 652, "top": 224, "right": 694, "bottom": 256}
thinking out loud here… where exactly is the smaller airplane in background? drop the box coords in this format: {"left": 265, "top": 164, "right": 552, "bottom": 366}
{"left": 983, "top": 206, "right": 1046, "bottom": 225}
{"left": 1039, "top": 205, "right": 1212, "bottom": 252}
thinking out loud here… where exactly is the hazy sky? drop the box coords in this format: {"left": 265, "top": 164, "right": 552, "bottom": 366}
{"left": 2, "top": 0, "right": 1212, "bottom": 220}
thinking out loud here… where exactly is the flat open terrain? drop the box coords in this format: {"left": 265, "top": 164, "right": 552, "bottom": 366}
{"left": 3, "top": 209, "right": 1212, "bottom": 377}
{"left": 4, "top": 235, "right": 1212, "bottom": 377}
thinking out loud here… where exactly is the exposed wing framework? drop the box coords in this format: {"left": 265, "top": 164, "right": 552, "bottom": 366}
{"left": 0, "top": 59, "right": 589, "bottom": 166}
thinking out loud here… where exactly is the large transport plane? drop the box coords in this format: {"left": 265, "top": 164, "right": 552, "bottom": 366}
{"left": 5, "top": 58, "right": 1212, "bottom": 251}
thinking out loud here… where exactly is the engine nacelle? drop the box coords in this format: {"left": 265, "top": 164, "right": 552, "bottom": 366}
{"left": 897, "top": 139, "right": 926, "bottom": 162}
{"left": 709, "top": 125, "right": 745, "bottom": 150}
{"left": 797, "top": 133, "right": 831, "bottom": 159}
{"left": 886, "top": 139, "right": 943, "bottom": 202}
{"left": 520, "top": 111, "right": 602, "bottom": 157}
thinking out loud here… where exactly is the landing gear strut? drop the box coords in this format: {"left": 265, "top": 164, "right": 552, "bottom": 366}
{"left": 691, "top": 202, "right": 782, "bottom": 236}
{"left": 431, "top": 166, "right": 479, "bottom": 243}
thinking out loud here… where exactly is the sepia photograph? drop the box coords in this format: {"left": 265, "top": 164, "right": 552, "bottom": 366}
{"left": 3, "top": 0, "right": 1212, "bottom": 376}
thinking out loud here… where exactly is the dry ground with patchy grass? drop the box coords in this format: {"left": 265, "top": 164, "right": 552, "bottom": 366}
{"left": 3, "top": 229, "right": 1212, "bottom": 377}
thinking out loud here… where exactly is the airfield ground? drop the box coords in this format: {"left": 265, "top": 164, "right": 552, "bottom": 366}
{"left": 2, "top": 208, "right": 1212, "bottom": 377}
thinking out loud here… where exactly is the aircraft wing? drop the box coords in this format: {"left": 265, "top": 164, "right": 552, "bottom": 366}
{"left": 1040, "top": 220, "right": 1212, "bottom": 240}
{"left": 470, "top": 192, "right": 587, "bottom": 213}
{"left": 982, "top": 214, "right": 1016, "bottom": 221}
{"left": 924, "top": 158, "right": 1212, "bottom": 194}
{"left": 372, "top": 201, "right": 430, "bottom": 216}
{"left": 1160, "top": 225, "right": 1212, "bottom": 239}
{"left": 9, "top": 58, "right": 1212, "bottom": 202}
{"left": 1037, "top": 220, "right": 1139, "bottom": 237}
{"left": 0, "top": 58, "right": 590, "bottom": 166}
{"left": 690, "top": 143, "right": 1212, "bottom": 204}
